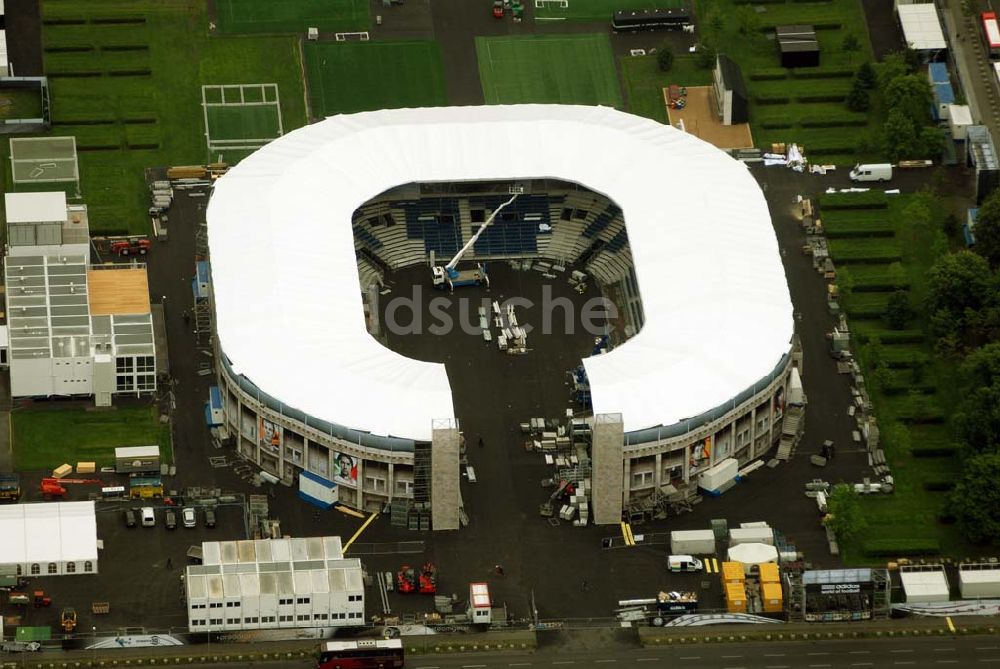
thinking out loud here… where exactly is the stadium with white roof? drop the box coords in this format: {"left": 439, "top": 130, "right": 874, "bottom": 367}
{"left": 207, "top": 105, "right": 798, "bottom": 530}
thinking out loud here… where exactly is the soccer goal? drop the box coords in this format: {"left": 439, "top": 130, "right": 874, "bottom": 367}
{"left": 534, "top": 0, "right": 569, "bottom": 8}
{"left": 335, "top": 31, "right": 370, "bottom": 41}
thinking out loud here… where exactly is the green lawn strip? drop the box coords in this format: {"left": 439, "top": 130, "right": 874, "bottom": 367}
{"left": 822, "top": 219, "right": 895, "bottom": 238}
{"left": 13, "top": 1, "right": 307, "bottom": 234}
{"left": 215, "top": 0, "right": 369, "bottom": 34}
{"left": 303, "top": 40, "right": 447, "bottom": 116}
{"left": 535, "top": 0, "right": 684, "bottom": 21}
{"left": 12, "top": 405, "right": 168, "bottom": 471}
{"left": 620, "top": 54, "right": 713, "bottom": 124}
{"left": 476, "top": 34, "right": 622, "bottom": 107}
{"left": 44, "top": 48, "right": 151, "bottom": 74}
{"left": 851, "top": 321, "right": 922, "bottom": 343}
{"left": 828, "top": 238, "right": 903, "bottom": 261}
{"left": 0, "top": 87, "right": 45, "bottom": 119}
{"left": 206, "top": 105, "right": 282, "bottom": 142}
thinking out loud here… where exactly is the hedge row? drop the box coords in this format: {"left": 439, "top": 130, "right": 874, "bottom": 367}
{"left": 861, "top": 538, "right": 941, "bottom": 557}
{"left": 820, "top": 191, "right": 889, "bottom": 209}
{"left": 882, "top": 382, "right": 937, "bottom": 396}
{"left": 91, "top": 17, "right": 146, "bottom": 25}
{"left": 800, "top": 116, "right": 868, "bottom": 128}
{"left": 798, "top": 93, "right": 851, "bottom": 103}
{"left": 761, "top": 21, "right": 843, "bottom": 31}
{"left": 854, "top": 329, "right": 922, "bottom": 343}
{"left": 922, "top": 480, "right": 957, "bottom": 492}
{"left": 749, "top": 68, "right": 853, "bottom": 81}
{"left": 911, "top": 444, "right": 959, "bottom": 458}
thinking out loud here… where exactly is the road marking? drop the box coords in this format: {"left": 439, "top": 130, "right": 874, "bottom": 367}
{"left": 935, "top": 661, "right": 959, "bottom": 664}
{"left": 946, "top": 616, "right": 956, "bottom": 633}
{"left": 808, "top": 652, "right": 830, "bottom": 656}
{"left": 809, "top": 665, "right": 831, "bottom": 668}
{"left": 636, "top": 659, "right": 658, "bottom": 663}
{"left": 933, "top": 649, "right": 956, "bottom": 652}
{"left": 722, "top": 656, "right": 743, "bottom": 659}
{"left": 509, "top": 664, "right": 532, "bottom": 667}
{"left": 764, "top": 654, "right": 786, "bottom": 657}
{"left": 679, "top": 657, "right": 701, "bottom": 660}
{"left": 979, "top": 660, "right": 1000, "bottom": 663}
{"left": 342, "top": 511, "right": 379, "bottom": 553}
{"left": 895, "top": 662, "right": 916, "bottom": 666}
{"left": 978, "top": 647, "right": 1000, "bottom": 651}
{"left": 849, "top": 651, "right": 870, "bottom": 655}
{"left": 463, "top": 665, "right": 486, "bottom": 668}
{"left": 595, "top": 660, "right": 617, "bottom": 664}
{"left": 851, "top": 664, "right": 873, "bottom": 667}
{"left": 553, "top": 663, "right": 575, "bottom": 666}
{"left": 891, "top": 650, "right": 915, "bottom": 654}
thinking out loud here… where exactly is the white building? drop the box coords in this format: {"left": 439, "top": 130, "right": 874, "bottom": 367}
{"left": 185, "top": 536, "right": 364, "bottom": 632}
{"left": 0, "top": 501, "right": 99, "bottom": 576}
{"left": 2, "top": 192, "right": 156, "bottom": 401}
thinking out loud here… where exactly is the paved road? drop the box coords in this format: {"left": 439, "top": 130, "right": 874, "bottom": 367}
{"left": 401, "top": 637, "right": 1000, "bottom": 669}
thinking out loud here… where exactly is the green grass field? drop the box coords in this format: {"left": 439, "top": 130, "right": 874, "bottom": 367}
{"left": 620, "top": 53, "right": 712, "bottom": 124}
{"left": 206, "top": 105, "right": 282, "bottom": 144}
{"left": 12, "top": 405, "right": 171, "bottom": 471}
{"left": 215, "top": 0, "right": 369, "bottom": 34}
{"left": 303, "top": 41, "right": 447, "bottom": 117}
{"left": 6, "top": 1, "right": 308, "bottom": 234}
{"left": 476, "top": 34, "right": 622, "bottom": 107}
{"left": 0, "top": 87, "right": 45, "bottom": 119}
{"left": 534, "top": 0, "right": 683, "bottom": 22}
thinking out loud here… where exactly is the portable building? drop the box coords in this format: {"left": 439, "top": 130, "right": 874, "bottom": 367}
{"left": 670, "top": 529, "right": 716, "bottom": 555}
{"left": 761, "top": 582, "right": 784, "bottom": 612}
{"left": 949, "top": 104, "right": 973, "bottom": 142}
{"left": 721, "top": 561, "right": 745, "bottom": 584}
{"left": 115, "top": 445, "right": 160, "bottom": 474}
{"left": 0, "top": 501, "right": 98, "bottom": 577}
{"left": 932, "top": 82, "right": 955, "bottom": 121}
{"left": 899, "top": 565, "right": 950, "bottom": 603}
{"left": 298, "top": 470, "right": 338, "bottom": 510}
{"left": 776, "top": 25, "right": 819, "bottom": 68}
{"left": 729, "top": 526, "right": 775, "bottom": 546}
{"left": 958, "top": 563, "right": 1000, "bottom": 599}
{"left": 698, "top": 457, "right": 739, "bottom": 493}
{"left": 897, "top": 3, "right": 947, "bottom": 61}
{"left": 468, "top": 582, "right": 492, "bottom": 624}
{"left": 712, "top": 56, "right": 748, "bottom": 125}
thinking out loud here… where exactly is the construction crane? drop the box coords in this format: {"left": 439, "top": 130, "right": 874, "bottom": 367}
{"left": 40, "top": 478, "right": 103, "bottom": 500}
{"left": 431, "top": 191, "right": 519, "bottom": 291}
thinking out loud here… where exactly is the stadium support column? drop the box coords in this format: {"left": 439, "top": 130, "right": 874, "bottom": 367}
{"left": 591, "top": 413, "right": 624, "bottom": 525}
{"left": 430, "top": 418, "right": 460, "bottom": 531}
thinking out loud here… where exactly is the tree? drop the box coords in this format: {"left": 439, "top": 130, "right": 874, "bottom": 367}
{"left": 962, "top": 341, "right": 1000, "bottom": 389}
{"left": 846, "top": 76, "right": 870, "bottom": 112}
{"left": 884, "top": 74, "right": 933, "bottom": 127}
{"left": 926, "top": 251, "right": 992, "bottom": 345}
{"left": 876, "top": 53, "right": 910, "bottom": 89}
{"left": 842, "top": 33, "right": 861, "bottom": 54}
{"left": 951, "top": 452, "right": 1000, "bottom": 544}
{"left": 855, "top": 61, "right": 877, "bottom": 90}
{"left": 735, "top": 4, "right": 760, "bottom": 35}
{"left": 954, "top": 384, "right": 1000, "bottom": 454}
{"left": 882, "top": 108, "right": 922, "bottom": 162}
{"left": 695, "top": 40, "right": 718, "bottom": 70}
{"left": 972, "top": 187, "right": 1000, "bottom": 269}
{"left": 943, "top": 211, "right": 960, "bottom": 240}
{"left": 657, "top": 43, "right": 674, "bottom": 72}
{"left": 823, "top": 484, "right": 867, "bottom": 543}
{"left": 885, "top": 290, "right": 912, "bottom": 330}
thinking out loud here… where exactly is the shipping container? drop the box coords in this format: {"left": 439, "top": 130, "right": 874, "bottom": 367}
{"left": 721, "top": 561, "right": 745, "bottom": 584}
{"left": 116, "top": 446, "right": 161, "bottom": 474}
{"left": 761, "top": 582, "right": 784, "bottom": 612}
{"left": 670, "top": 529, "right": 717, "bottom": 555}
{"left": 725, "top": 582, "right": 747, "bottom": 613}
{"left": 959, "top": 563, "right": 1000, "bottom": 599}
{"left": 759, "top": 562, "right": 780, "bottom": 584}
{"left": 698, "top": 458, "right": 739, "bottom": 492}
{"left": 729, "top": 526, "right": 775, "bottom": 546}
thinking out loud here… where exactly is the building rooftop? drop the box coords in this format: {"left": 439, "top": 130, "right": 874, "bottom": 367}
{"left": 4, "top": 192, "right": 67, "bottom": 224}
{"left": 88, "top": 268, "right": 151, "bottom": 316}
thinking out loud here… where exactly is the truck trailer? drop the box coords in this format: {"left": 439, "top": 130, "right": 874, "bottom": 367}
{"left": 670, "top": 529, "right": 717, "bottom": 555}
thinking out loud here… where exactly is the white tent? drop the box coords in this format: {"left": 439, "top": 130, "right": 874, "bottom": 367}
{"left": 727, "top": 542, "right": 779, "bottom": 573}
{"left": 208, "top": 105, "right": 793, "bottom": 441}
{"left": 0, "top": 501, "right": 98, "bottom": 575}
{"left": 898, "top": 4, "right": 947, "bottom": 52}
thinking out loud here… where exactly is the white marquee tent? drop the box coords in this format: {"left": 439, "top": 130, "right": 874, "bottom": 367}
{"left": 0, "top": 501, "right": 98, "bottom": 575}
{"left": 208, "top": 105, "right": 793, "bottom": 442}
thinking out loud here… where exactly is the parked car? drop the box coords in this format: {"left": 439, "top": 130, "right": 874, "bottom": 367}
{"left": 204, "top": 508, "right": 216, "bottom": 528}
{"left": 165, "top": 509, "right": 177, "bottom": 530}
{"left": 141, "top": 507, "right": 155, "bottom": 527}
{"left": 182, "top": 507, "right": 196, "bottom": 528}
{"left": 124, "top": 509, "right": 137, "bottom": 528}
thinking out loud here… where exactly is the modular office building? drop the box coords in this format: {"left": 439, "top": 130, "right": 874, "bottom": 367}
{"left": 185, "top": 536, "right": 364, "bottom": 632}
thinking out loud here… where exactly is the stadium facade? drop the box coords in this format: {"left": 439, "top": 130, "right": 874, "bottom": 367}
{"left": 208, "top": 105, "right": 797, "bottom": 529}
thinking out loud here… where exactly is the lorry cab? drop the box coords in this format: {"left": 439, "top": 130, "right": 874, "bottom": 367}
{"left": 849, "top": 163, "right": 892, "bottom": 182}
{"left": 668, "top": 554, "right": 703, "bottom": 572}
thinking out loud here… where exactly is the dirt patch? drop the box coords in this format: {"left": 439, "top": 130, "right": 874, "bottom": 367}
{"left": 666, "top": 86, "right": 754, "bottom": 150}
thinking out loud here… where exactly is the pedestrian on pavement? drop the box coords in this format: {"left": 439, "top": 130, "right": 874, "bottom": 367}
{"left": 182, "top": 310, "right": 190, "bottom": 324}
{"left": 495, "top": 564, "right": 505, "bottom": 576}
{"left": 166, "top": 557, "right": 173, "bottom": 570}
{"left": 478, "top": 437, "right": 484, "bottom": 449}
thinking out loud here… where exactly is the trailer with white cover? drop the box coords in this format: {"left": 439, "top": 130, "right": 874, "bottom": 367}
{"left": 729, "top": 526, "right": 775, "bottom": 546}
{"left": 959, "top": 563, "right": 1000, "bottom": 599}
{"left": 899, "top": 564, "right": 950, "bottom": 603}
{"left": 698, "top": 458, "right": 739, "bottom": 494}
{"left": 670, "top": 529, "right": 717, "bottom": 555}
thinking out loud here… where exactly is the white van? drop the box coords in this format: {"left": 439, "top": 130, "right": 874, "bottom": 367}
{"left": 668, "top": 554, "right": 703, "bottom": 572}
{"left": 849, "top": 163, "right": 892, "bottom": 182}
{"left": 141, "top": 507, "right": 155, "bottom": 527}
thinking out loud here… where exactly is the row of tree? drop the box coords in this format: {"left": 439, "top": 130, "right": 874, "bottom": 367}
{"left": 928, "top": 187, "right": 1000, "bottom": 543}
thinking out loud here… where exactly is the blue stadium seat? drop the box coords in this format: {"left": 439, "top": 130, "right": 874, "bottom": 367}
{"left": 467, "top": 194, "right": 561, "bottom": 256}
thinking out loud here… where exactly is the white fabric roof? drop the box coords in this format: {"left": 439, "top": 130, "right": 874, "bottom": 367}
{"left": 900, "top": 569, "right": 950, "bottom": 602}
{"left": 0, "top": 501, "right": 97, "bottom": 564}
{"left": 208, "top": 105, "right": 792, "bottom": 440}
{"left": 727, "top": 542, "right": 779, "bottom": 565}
{"left": 4, "top": 191, "right": 67, "bottom": 224}
{"left": 898, "top": 4, "right": 947, "bottom": 51}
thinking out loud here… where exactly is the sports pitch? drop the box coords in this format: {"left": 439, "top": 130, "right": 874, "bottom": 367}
{"left": 215, "top": 0, "right": 369, "bottom": 34}
{"left": 303, "top": 41, "right": 447, "bottom": 117}
{"left": 475, "top": 35, "right": 623, "bottom": 107}
{"left": 534, "top": 0, "right": 684, "bottom": 22}
{"left": 202, "top": 84, "right": 283, "bottom": 154}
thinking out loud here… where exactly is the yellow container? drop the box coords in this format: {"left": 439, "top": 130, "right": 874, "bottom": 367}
{"left": 76, "top": 462, "right": 96, "bottom": 475}
{"left": 759, "top": 562, "right": 780, "bottom": 584}
{"left": 52, "top": 464, "right": 72, "bottom": 479}
{"left": 725, "top": 582, "right": 747, "bottom": 613}
{"left": 761, "top": 582, "right": 784, "bottom": 613}
{"left": 721, "top": 561, "right": 745, "bottom": 584}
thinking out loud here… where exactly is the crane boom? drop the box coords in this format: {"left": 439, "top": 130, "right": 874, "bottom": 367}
{"left": 446, "top": 193, "right": 519, "bottom": 271}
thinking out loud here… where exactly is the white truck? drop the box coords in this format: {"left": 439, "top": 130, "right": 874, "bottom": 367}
{"left": 431, "top": 191, "right": 519, "bottom": 291}
{"left": 668, "top": 555, "right": 703, "bottom": 572}
{"left": 849, "top": 163, "right": 892, "bottom": 182}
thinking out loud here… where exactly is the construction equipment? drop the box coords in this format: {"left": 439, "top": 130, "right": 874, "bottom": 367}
{"left": 92, "top": 235, "right": 151, "bottom": 259}
{"left": 418, "top": 563, "right": 437, "bottom": 595}
{"left": 8, "top": 591, "right": 30, "bottom": 606}
{"left": 40, "top": 478, "right": 103, "bottom": 500}
{"left": 492, "top": 0, "right": 504, "bottom": 18}
{"left": 431, "top": 191, "right": 518, "bottom": 290}
{"left": 396, "top": 565, "right": 418, "bottom": 594}
{"left": 0, "top": 474, "right": 21, "bottom": 502}
{"left": 33, "top": 591, "right": 51, "bottom": 608}
{"left": 60, "top": 607, "right": 77, "bottom": 633}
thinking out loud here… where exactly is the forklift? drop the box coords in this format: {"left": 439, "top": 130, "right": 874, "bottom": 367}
{"left": 60, "top": 607, "right": 78, "bottom": 633}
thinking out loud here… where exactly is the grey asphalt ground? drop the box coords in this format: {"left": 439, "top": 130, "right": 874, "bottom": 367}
{"left": 2, "top": 0, "right": 43, "bottom": 77}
